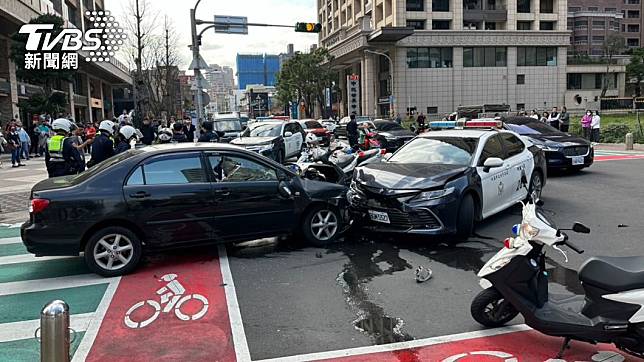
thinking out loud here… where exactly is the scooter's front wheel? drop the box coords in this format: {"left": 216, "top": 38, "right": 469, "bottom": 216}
{"left": 471, "top": 288, "right": 519, "bottom": 328}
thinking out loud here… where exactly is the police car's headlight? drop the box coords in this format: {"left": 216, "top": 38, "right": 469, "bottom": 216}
{"left": 413, "top": 187, "right": 455, "bottom": 202}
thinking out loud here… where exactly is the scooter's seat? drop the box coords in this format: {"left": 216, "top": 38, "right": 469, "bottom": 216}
{"left": 579, "top": 256, "right": 644, "bottom": 293}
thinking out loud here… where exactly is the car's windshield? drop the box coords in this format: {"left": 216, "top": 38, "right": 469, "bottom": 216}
{"left": 506, "top": 121, "right": 561, "bottom": 135}
{"left": 389, "top": 137, "right": 478, "bottom": 166}
{"left": 246, "top": 123, "right": 282, "bottom": 137}
{"left": 214, "top": 119, "right": 241, "bottom": 132}
{"left": 304, "top": 121, "right": 323, "bottom": 129}
{"left": 375, "top": 121, "right": 404, "bottom": 131}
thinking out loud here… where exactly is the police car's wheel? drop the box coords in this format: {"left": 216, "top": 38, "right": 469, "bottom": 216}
{"left": 471, "top": 287, "right": 518, "bottom": 328}
{"left": 455, "top": 194, "right": 475, "bottom": 239}
{"left": 84, "top": 226, "right": 142, "bottom": 277}
{"left": 528, "top": 172, "right": 543, "bottom": 202}
{"left": 303, "top": 205, "right": 341, "bottom": 246}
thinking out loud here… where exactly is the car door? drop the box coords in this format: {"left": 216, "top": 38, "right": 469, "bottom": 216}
{"left": 123, "top": 152, "right": 214, "bottom": 247}
{"left": 476, "top": 134, "right": 510, "bottom": 219}
{"left": 206, "top": 152, "right": 296, "bottom": 241}
{"left": 283, "top": 123, "right": 297, "bottom": 157}
{"left": 499, "top": 132, "right": 533, "bottom": 203}
{"left": 291, "top": 122, "right": 305, "bottom": 150}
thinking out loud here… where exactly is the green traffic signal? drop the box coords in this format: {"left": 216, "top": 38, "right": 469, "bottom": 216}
{"left": 295, "top": 22, "right": 322, "bottom": 33}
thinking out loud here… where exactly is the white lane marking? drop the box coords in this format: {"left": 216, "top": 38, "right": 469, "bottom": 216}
{"left": 72, "top": 277, "right": 121, "bottom": 362}
{"left": 0, "top": 237, "right": 22, "bottom": 245}
{"left": 0, "top": 254, "right": 79, "bottom": 266}
{"left": 218, "top": 244, "right": 252, "bottom": 362}
{"left": 0, "top": 274, "right": 117, "bottom": 296}
{"left": 0, "top": 223, "right": 24, "bottom": 228}
{"left": 253, "top": 324, "right": 532, "bottom": 362}
{"left": 0, "top": 312, "right": 94, "bottom": 343}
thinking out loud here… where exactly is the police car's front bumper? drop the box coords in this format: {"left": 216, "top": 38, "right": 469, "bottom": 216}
{"left": 347, "top": 182, "right": 460, "bottom": 236}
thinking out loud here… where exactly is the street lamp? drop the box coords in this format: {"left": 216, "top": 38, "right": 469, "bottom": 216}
{"left": 365, "top": 49, "right": 395, "bottom": 117}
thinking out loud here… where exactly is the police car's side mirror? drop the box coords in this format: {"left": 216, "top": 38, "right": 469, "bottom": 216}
{"left": 483, "top": 157, "right": 504, "bottom": 172}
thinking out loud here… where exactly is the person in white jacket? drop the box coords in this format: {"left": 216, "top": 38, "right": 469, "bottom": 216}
{"left": 591, "top": 111, "right": 601, "bottom": 143}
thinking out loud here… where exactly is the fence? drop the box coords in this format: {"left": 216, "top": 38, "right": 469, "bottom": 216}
{"left": 600, "top": 97, "right": 644, "bottom": 111}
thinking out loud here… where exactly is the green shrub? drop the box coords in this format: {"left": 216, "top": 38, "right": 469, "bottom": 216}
{"left": 601, "top": 123, "right": 636, "bottom": 143}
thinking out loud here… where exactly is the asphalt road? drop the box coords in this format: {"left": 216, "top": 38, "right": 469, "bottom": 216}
{"left": 227, "top": 159, "right": 644, "bottom": 361}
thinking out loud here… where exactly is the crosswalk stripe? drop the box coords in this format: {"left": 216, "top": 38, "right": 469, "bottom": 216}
{"left": 0, "top": 237, "right": 21, "bottom": 245}
{"left": 0, "top": 312, "right": 93, "bottom": 343}
{"left": 0, "top": 254, "right": 79, "bottom": 266}
{"left": 0, "top": 274, "right": 116, "bottom": 297}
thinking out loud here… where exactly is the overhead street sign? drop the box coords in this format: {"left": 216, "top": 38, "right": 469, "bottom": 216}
{"left": 214, "top": 15, "right": 248, "bottom": 34}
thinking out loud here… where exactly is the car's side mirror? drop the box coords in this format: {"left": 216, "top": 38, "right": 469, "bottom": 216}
{"left": 284, "top": 131, "right": 293, "bottom": 137}
{"left": 278, "top": 181, "right": 293, "bottom": 198}
{"left": 572, "top": 222, "right": 591, "bottom": 234}
{"left": 482, "top": 157, "right": 504, "bottom": 172}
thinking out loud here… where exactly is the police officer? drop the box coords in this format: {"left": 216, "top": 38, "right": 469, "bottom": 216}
{"left": 114, "top": 125, "right": 137, "bottom": 154}
{"left": 198, "top": 121, "right": 219, "bottom": 142}
{"left": 88, "top": 120, "right": 115, "bottom": 167}
{"left": 346, "top": 114, "right": 359, "bottom": 150}
{"left": 45, "top": 118, "right": 84, "bottom": 178}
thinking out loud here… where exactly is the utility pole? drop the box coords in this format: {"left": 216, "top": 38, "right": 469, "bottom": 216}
{"left": 134, "top": 0, "right": 144, "bottom": 125}
{"left": 190, "top": 1, "right": 204, "bottom": 138}
{"left": 164, "top": 19, "right": 173, "bottom": 117}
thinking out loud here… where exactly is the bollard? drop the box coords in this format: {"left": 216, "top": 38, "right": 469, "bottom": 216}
{"left": 37, "top": 300, "right": 71, "bottom": 362}
{"left": 626, "top": 132, "right": 634, "bottom": 150}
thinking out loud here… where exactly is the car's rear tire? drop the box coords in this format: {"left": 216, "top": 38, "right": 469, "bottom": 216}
{"left": 455, "top": 193, "right": 475, "bottom": 239}
{"left": 84, "top": 226, "right": 142, "bottom": 277}
{"left": 471, "top": 288, "right": 519, "bottom": 328}
{"left": 302, "top": 205, "right": 341, "bottom": 246}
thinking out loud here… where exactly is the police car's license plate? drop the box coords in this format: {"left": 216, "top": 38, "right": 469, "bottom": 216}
{"left": 571, "top": 156, "right": 584, "bottom": 165}
{"left": 369, "top": 210, "right": 390, "bottom": 224}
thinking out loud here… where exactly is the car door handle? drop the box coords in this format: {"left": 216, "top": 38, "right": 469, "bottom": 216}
{"left": 214, "top": 188, "right": 230, "bottom": 196}
{"left": 129, "top": 191, "right": 150, "bottom": 199}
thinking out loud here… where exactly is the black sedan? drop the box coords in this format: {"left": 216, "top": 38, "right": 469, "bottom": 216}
{"left": 21, "top": 144, "right": 349, "bottom": 276}
{"left": 372, "top": 120, "right": 415, "bottom": 152}
{"left": 503, "top": 116, "right": 594, "bottom": 170}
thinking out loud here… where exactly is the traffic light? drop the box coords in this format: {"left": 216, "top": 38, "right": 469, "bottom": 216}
{"left": 295, "top": 22, "right": 322, "bottom": 33}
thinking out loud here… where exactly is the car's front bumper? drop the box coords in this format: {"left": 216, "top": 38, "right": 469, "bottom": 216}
{"left": 21, "top": 220, "right": 82, "bottom": 256}
{"left": 544, "top": 147, "right": 594, "bottom": 169}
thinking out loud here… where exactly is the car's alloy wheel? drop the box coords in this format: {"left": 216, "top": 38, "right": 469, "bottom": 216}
{"left": 310, "top": 210, "right": 338, "bottom": 241}
{"left": 529, "top": 172, "right": 543, "bottom": 202}
{"left": 93, "top": 233, "right": 134, "bottom": 271}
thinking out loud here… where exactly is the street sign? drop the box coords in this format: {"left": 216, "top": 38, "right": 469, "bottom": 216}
{"left": 214, "top": 15, "right": 248, "bottom": 34}
{"left": 188, "top": 54, "right": 209, "bottom": 70}
{"left": 347, "top": 74, "right": 360, "bottom": 116}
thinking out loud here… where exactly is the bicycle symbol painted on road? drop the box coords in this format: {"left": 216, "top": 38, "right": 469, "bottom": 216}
{"left": 124, "top": 273, "right": 209, "bottom": 329}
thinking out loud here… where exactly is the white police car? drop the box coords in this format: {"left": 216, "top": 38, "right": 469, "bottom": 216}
{"left": 347, "top": 119, "right": 548, "bottom": 238}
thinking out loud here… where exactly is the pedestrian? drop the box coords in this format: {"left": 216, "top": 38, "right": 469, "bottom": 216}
{"left": 70, "top": 123, "right": 86, "bottom": 173}
{"left": 394, "top": 113, "right": 402, "bottom": 124}
{"left": 530, "top": 110, "right": 539, "bottom": 120}
{"left": 84, "top": 122, "right": 96, "bottom": 154}
{"left": 346, "top": 114, "right": 359, "bottom": 150}
{"left": 559, "top": 106, "right": 570, "bottom": 133}
{"left": 114, "top": 125, "right": 137, "bottom": 154}
{"left": 547, "top": 107, "right": 560, "bottom": 129}
{"left": 117, "top": 110, "right": 127, "bottom": 126}
{"left": 37, "top": 119, "right": 52, "bottom": 157}
{"left": 45, "top": 119, "right": 84, "bottom": 177}
{"left": 6, "top": 125, "right": 24, "bottom": 167}
{"left": 171, "top": 123, "right": 189, "bottom": 143}
{"left": 17, "top": 123, "right": 31, "bottom": 161}
{"left": 29, "top": 117, "right": 39, "bottom": 156}
{"left": 416, "top": 112, "right": 427, "bottom": 131}
{"left": 581, "top": 110, "right": 592, "bottom": 140}
{"left": 140, "top": 117, "right": 155, "bottom": 145}
{"left": 198, "top": 121, "right": 219, "bottom": 142}
{"left": 87, "top": 120, "right": 115, "bottom": 168}
{"left": 591, "top": 111, "right": 601, "bottom": 144}
{"left": 183, "top": 117, "right": 196, "bottom": 141}
{"left": 540, "top": 112, "right": 549, "bottom": 123}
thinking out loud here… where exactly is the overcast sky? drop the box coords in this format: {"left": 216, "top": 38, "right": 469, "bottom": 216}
{"left": 108, "top": 0, "right": 317, "bottom": 73}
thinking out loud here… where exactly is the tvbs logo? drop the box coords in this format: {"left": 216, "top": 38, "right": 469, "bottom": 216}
{"left": 18, "top": 10, "right": 126, "bottom": 70}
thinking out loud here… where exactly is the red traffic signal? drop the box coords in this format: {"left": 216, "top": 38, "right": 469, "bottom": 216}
{"left": 295, "top": 22, "right": 322, "bottom": 33}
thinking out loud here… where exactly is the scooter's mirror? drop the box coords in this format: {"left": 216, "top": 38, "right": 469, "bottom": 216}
{"left": 572, "top": 222, "right": 591, "bottom": 234}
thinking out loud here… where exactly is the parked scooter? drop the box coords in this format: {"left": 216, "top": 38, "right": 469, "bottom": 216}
{"left": 471, "top": 175, "right": 644, "bottom": 359}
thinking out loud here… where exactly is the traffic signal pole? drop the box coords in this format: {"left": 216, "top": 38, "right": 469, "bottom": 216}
{"left": 190, "top": 0, "right": 203, "bottom": 139}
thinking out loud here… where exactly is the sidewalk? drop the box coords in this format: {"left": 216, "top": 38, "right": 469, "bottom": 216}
{"left": 594, "top": 143, "right": 644, "bottom": 152}
{"left": 0, "top": 157, "right": 48, "bottom": 224}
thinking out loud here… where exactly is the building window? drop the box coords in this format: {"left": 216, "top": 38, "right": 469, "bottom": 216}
{"left": 517, "top": 21, "right": 532, "bottom": 30}
{"left": 628, "top": 10, "right": 640, "bottom": 18}
{"left": 427, "top": 106, "right": 438, "bottom": 114}
{"left": 406, "top": 47, "right": 453, "bottom": 68}
{"left": 517, "top": 103, "right": 526, "bottom": 111}
{"left": 588, "top": 6, "right": 599, "bottom": 11}
{"left": 485, "top": 22, "right": 497, "bottom": 30}
{"left": 433, "top": 0, "right": 449, "bottom": 12}
{"left": 568, "top": 6, "right": 581, "bottom": 12}
{"left": 628, "top": 38, "right": 640, "bottom": 47}
{"left": 628, "top": 24, "right": 640, "bottom": 32}
{"left": 540, "top": 0, "right": 554, "bottom": 13}
{"left": 593, "top": 20, "right": 605, "bottom": 29}
{"left": 605, "top": 7, "right": 617, "bottom": 12}
{"left": 517, "top": 74, "right": 526, "bottom": 85}
{"left": 627, "top": 0, "right": 640, "bottom": 4}
{"left": 406, "top": 19, "right": 426, "bottom": 29}
{"left": 518, "top": 0, "right": 530, "bottom": 13}
{"left": 517, "top": 47, "right": 558, "bottom": 66}
{"left": 432, "top": 20, "right": 451, "bottom": 29}
{"left": 463, "top": 47, "right": 507, "bottom": 67}
{"left": 574, "top": 20, "right": 587, "bottom": 29}
{"left": 567, "top": 74, "right": 581, "bottom": 90}
{"left": 592, "top": 35, "right": 605, "bottom": 44}
{"left": 540, "top": 21, "right": 555, "bottom": 30}
{"left": 406, "top": 0, "right": 423, "bottom": 11}
{"left": 574, "top": 35, "right": 588, "bottom": 44}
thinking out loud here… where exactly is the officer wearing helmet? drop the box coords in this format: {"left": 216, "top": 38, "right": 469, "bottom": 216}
{"left": 45, "top": 118, "right": 84, "bottom": 178}
{"left": 198, "top": 120, "right": 220, "bottom": 142}
{"left": 115, "top": 125, "right": 137, "bottom": 154}
{"left": 88, "top": 120, "right": 115, "bottom": 167}
{"left": 157, "top": 127, "right": 173, "bottom": 143}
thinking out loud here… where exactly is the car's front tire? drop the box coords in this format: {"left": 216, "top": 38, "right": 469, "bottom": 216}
{"left": 455, "top": 193, "right": 475, "bottom": 239}
{"left": 84, "top": 226, "right": 142, "bottom": 277}
{"left": 527, "top": 171, "right": 543, "bottom": 202}
{"left": 302, "top": 205, "right": 341, "bottom": 246}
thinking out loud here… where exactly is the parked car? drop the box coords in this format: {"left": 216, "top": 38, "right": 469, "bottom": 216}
{"left": 212, "top": 118, "right": 242, "bottom": 143}
{"left": 502, "top": 116, "right": 594, "bottom": 171}
{"left": 21, "top": 144, "right": 349, "bottom": 276}
{"left": 371, "top": 120, "right": 415, "bottom": 152}
{"left": 231, "top": 121, "right": 305, "bottom": 163}
{"left": 334, "top": 116, "right": 374, "bottom": 139}
{"left": 298, "top": 119, "right": 332, "bottom": 146}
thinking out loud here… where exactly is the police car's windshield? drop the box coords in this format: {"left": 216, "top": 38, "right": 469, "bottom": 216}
{"left": 506, "top": 121, "right": 560, "bottom": 135}
{"left": 245, "top": 124, "right": 282, "bottom": 137}
{"left": 389, "top": 137, "right": 478, "bottom": 166}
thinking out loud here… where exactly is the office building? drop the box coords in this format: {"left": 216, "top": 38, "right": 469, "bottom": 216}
{"left": 236, "top": 54, "right": 280, "bottom": 90}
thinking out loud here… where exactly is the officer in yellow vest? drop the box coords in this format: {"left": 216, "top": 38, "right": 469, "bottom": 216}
{"left": 45, "top": 118, "right": 84, "bottom": 178}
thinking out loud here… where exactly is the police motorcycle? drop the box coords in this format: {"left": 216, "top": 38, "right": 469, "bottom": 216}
{"left": 471, "top": 175, "right": 644, "bottom": 359}
{"left": 290, "top": 133, "right": 383, "bottom": 185}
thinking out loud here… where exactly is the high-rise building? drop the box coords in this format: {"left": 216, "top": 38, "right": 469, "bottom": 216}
{"left": 204, "top": 64, "right": 236, "bottom": 113}
{"left": 0, "top": 0, "right": 133, "bottom": 124}
{"left": 236, "top": 54, "right": 280, "bottom": 90}
{"left": 317, "top": 0, "right": 625, "bottom": 116}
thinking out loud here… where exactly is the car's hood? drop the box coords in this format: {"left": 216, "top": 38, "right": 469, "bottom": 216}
{"left": 230, "top": 136, "right": 277, "bottom": 146}
{"left": 379, "top": 129, "right": 415, "bottom": 138}
{"left": 526, "top": 133, "right": 590, "bottom": 147}
{"left": 355, "top": 163, "right": 468, "bottom": 191}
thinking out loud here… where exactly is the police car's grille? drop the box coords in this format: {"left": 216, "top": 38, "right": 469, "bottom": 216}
{"left": 562, "top": 146, "right": 589, "bottom": 157}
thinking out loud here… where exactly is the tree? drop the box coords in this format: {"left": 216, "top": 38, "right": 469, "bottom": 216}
{"left": 601, "top": 34, "right": 626, "bottom": 98}
{"left": 10, "top": 14, "right": 74, "bottom": 114}
{"left": 627, "top": 48, "right": 644, "bottom": 97}
{"left": 275, "top": 48, "right": 335, "bottom": 118}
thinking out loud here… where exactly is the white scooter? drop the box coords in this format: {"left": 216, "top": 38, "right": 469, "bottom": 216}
{"left": 471, "top": 176, "right": 644, "bottom": 359}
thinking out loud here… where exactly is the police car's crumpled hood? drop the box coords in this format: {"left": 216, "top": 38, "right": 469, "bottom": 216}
{"left": 355, "top": 163, "right": 467, "bottom": 191}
